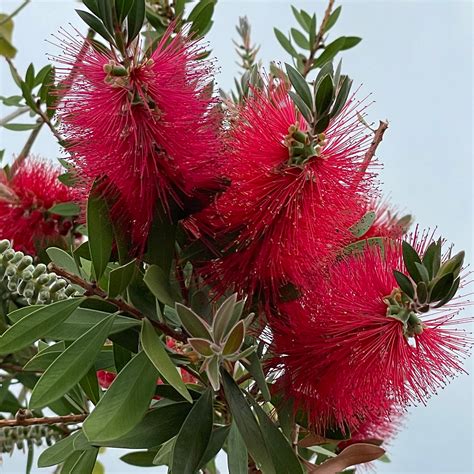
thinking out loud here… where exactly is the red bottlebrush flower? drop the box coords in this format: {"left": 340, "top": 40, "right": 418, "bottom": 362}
{"left": 0, "top": 158, "right": 78, "bottom": 254}
{"left": 193, "top": 83, "right": 376, "bottom": 304}
{"left": 270, "top": 235, "right": 470, "bottom": 435}
{"left": 56, "top": 25, "right": 221, "bottom": 248}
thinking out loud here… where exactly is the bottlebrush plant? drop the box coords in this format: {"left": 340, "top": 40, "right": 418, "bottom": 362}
{"left": 0, "top": 1, "right": 470, "bottom": 473}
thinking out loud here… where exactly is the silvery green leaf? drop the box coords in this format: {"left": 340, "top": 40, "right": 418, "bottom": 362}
{"left": 223, "top": 321, "right": 245, "bottom": 356}
{"left": 206, "top": 356, "right": 220, "bottom": 391}
{"left": 175, "top": 303, "right": 212, "bottom": 339}
{"left": 212, "top": 293, "right": 238, "bottom": 343}
{"left": 188, "top": 338, "right": 214, "bottom": 357}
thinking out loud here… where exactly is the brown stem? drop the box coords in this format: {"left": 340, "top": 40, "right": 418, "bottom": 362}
{"left": 0, "top": 413, "right": 87, "bottom": 428}
{"left": 10, "top": 120, "right": 44, "bottom": 174}
{"left": 360, "top": 120, "right": 389, "bottom": 175}
{"left": 0, "top": 362, "right": 40, "bottom": 373}
{"left": 49, "top": 263, "right": 187, "bottom": 342}
{"left": 302, "top": 0, "right": 335, "bottom": 78}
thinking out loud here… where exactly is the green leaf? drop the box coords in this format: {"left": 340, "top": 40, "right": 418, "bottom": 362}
{"left": 99, "top": 401, "right": 191, "bottom": 448}
{"left": 325, "top": 6, "right": 342, "bottom": 31}
{"left": 290, "top": 28, "right": 310, "bottom": 50}
{"left": 97, "top": 0, "right": 114, "bottom": 34}
{"left": 402, "top": 241, "right": 422, "bottom": 282}
{"left": 314, "top": 37, "right": 346, "bottom": 68}
{"left": 348, "top": 211, "right": 376, "bottom": 238}
{"left": 213, "top": 293, "right": 238, "bottom": 343}
{"left": 80, "top": 366, "right": 101, "bottom": 405}
{"left": 43, "top": 309, "right": 140, "bottom": 341}
{"left": 393, "top": 270, "right": 415, "bottom": 299}
{"left": 83, "top": 0, "right": 101, "bottom": 17}
{"left": 221, "top": 370, "right": 275, "bottom": 473}
{"left": 285, "top": 63, "right": 312, "bottom": 108}
{"left": 38, "top": 431, "right": 82, "bottom": 467}
{"left": 223, "top": 321, "right": 245, "bottom": 356}
{"left": 315, "top": 74, "right": 334, "bottom": 115}
{"left": 25, "top": 63, "right": 35, "bottom": 89}
{"left": 434, "top": 276, "right": 460, "bottom": 308}
{"left": 274, "top": 28, "right": 298, "bottom": 58}
{"left": 0, "top": 298, "right": 84, "bottom": 355}
{"left": 153, "top": 437, "right": 176, "bottom": 466}
{"left": 143, "top": 264, "right": 174, "bottom": 306}
{"left": 199, "top": 425, "right": 231, "bottom": 469}
{"left": 190, "top": 3, "right": 215, "bottom": 37}
{"left": 48, "top": 202, "right": 80, "bottom": 216}
{"left": 172, "top": 389, "right": 214, "bottom": 474}
{"left": 415, "top": 262, "right": 430, "bottom": 284}
{"left": 175, "top": 0, "right": 185, "bottom": 15}
{"left": 175, "top": 303, "right": 212, "bottom": 339}
{"left": 288, "top": 91, "right": 313, "bottom": 123}
{"left": 113, "top": 342, "right": 131, "bottom": 372}
{"left": 249, "top": 397, "right": 304, "bottom": 474}
{"left": 188, "top": 338, "right": 214, "bottom": 357}
{"left": 430, "top": 273, "right": 454, "bottom": 302}
{"left": 121, "top": 451, "right": 156, "bottom": 467}
{"left": 422, "top": 241, "right": 439, "bottom": 278}
{"left": 75, "top": 10, "right": 114, "bottom": 43}
{"left": 244, "top": 352, "right": 271, "bottom": 402}
{"left": 343, "top": 237, "right": 385, "bottom": 257}
{"left": 115, "top": 0, "right": 134, "bottom": 22}
{"left": 87, "top": 185, "right": 113, "bottom": 281}
{"left": 69, "top": 448, "right": 99, "bottom": 473}
{"left": 341, "top": 36, "right": 362, "bottom": 50}
{"left": 34, "top": 64, "right": 53, "bottom": 87}
{"left": 29, "top": 314, "right": 116, "bottom": 409}
{"left": 309, "top": 14, "right": 316, "bottom": 49}
{"left": 127, "top": 0, "right": 146, "bottom": 44}
{"left": 108, "top": 259, "right": 136, "bottom": 297}
{"left": 83, "top": 350, "right": 159, "bottom": 443}
{"left": 227, "top": 420, "right": 247, "bottom": 474}
{"left": 291, "top": 7, "right": 311, "bottom": 33}
{"left": 141, "top": 319, "right": 192, "bottom": 403}
{"left": 330, "top": 75, "right": 352, "bottom": 118}
{"left": 3, "top": 123, "right": 38, "bottom": 131}
{"left": 47, "top": 247, "right": 81, "bottom": 275}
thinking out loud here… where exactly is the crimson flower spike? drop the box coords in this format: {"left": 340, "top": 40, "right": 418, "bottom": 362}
{"left": 54, "top": 24, "right": 221, "bottom": 250}
{"left": 270, "top": 231, "right": 471, "bottom": 435}
{"left": 193, "top": 74, "right": 378, "bottom": 307}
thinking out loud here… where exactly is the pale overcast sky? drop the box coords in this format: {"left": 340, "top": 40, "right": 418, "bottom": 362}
{"left": 0, "top": 1, "right": 472, "bottom": 473}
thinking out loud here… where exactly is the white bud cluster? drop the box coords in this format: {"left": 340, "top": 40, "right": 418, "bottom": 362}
{"left": 0, "top": 240, "right": 78, "bottom": 305}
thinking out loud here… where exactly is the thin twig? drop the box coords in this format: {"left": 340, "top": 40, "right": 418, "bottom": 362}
{"left": 49, "top": 263, "right": 187, "bottom": 342}
{"left": 0, "top": 0, "right": 30, "bottom": 27}
{"left": 360, "top": 120, "right": 389, "bottom": 175}
{"left": 302, "top": 0, "right": 335, "bottom": 78}
{"left": 11, "top": 120, "right": 44, "bottom": 173}
{"left": 0, "top": 413, "right": 87, "bottom": 428}
{"left": 0, "top": 106, "right": 30, "bottom": 127}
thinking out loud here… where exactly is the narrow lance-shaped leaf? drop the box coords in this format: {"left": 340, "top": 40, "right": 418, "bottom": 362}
{"left": 221, "top": 370, "right": 275, "bottom": 473}
{"left": 29, "top": 314, "right": 116, "bottom": 409}
{"left": 0, "top": 298, "right": 85, "bottom": 355}
{"left": 285, "top": 63, "right": 313, "bottom": 108}
{"left": 172, "top": 389, "right": 214, "bottom": 474}
{"left": 87, "top": 184, "right": 113, "bottom": 281}
{"left": 140, "top": 319, "right": 192, "bottom": 403}
{"left": 83, "top": 350, "right": 159, "bottom": 443}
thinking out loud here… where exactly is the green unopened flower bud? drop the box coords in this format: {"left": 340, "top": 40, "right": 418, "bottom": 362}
{"left": 0, "top": 239, "right": 11, "bottom": 253}
{"left": 2, "top": 248, "right": 15, "bottom": 260}
{"left": 7, "top": 276, "right": 19, "bottom": 292}
{"left": 17, "top": 256, "right": 33, "bottom": 272}
{"left": 32, "top": 263, "right": 47, "bottom": 278}
{"left": 50, "top": 279, "right": 67, "bottom": 293}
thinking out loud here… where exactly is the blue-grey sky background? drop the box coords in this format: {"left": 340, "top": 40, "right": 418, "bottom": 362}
{"left": 0, "top": 1, "right": 472, "bottom": 473}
